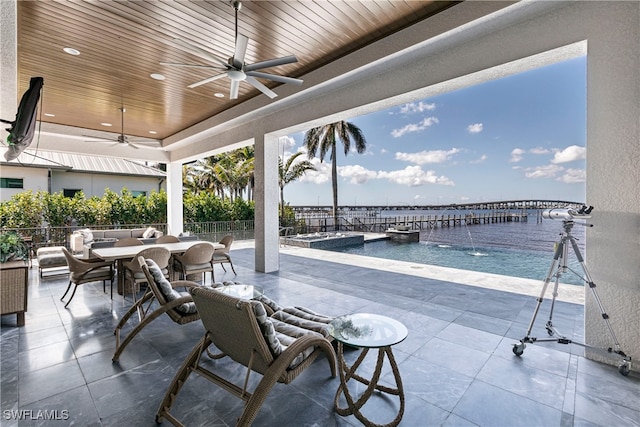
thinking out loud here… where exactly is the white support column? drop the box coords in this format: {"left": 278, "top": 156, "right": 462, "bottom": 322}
{"left": 166, "top": 160, "right": 184, "bottom": 236}
{"left": 253, "top": 133, "right": 280, "bottom": 272}
{"left": 0, "top": 0, "right": 17, "bottom": 131}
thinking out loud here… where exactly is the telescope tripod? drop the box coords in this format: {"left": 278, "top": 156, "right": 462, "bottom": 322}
{"left": 512, "top": 220, "right": 631, "bottom": 376}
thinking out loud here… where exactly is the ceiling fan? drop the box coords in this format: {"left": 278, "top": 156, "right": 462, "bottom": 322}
{"left": 84, "top": 107, "right": 153, "bottom": 149}
{"left": 161, "top": 0, "right": 303, "bottom": 100}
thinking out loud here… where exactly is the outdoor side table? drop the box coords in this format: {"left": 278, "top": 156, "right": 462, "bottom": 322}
{"left": 328, "top": 313, "right": 408, "bottom": 427}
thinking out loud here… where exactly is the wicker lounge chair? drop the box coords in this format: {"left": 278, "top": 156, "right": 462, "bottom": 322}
{"left": 211, "top": 234, "right": 237, "bottom": 280}
{"left": 60, "top": 248, "right": 114, "bottom": 308}
{"left": 112, "top": 256, "right": 201, "bottom": 362}
{"left": 156, "top": 286, "right": 337, "bottom": 426}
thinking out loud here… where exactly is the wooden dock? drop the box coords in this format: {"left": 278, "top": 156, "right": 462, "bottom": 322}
{"left": 302, "top": 212, "right": 528, "bottom": 233}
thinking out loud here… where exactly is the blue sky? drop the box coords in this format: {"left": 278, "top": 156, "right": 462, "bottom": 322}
{"left": 279, "top": 56, "right": 586, "bottom": 207}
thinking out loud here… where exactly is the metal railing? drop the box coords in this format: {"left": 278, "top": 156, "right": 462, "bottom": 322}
{"left": 183, "top": 220, "right": 255, "bottom": 242}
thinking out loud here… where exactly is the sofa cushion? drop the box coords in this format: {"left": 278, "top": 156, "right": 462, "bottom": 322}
{"left": 104, "top": 230, "right": 133, "bottom": 239}
{"left": 92, "top": 230, "right": 106, "bottom": 240}
{"left": 130, "top": 228, "right": 147, "bottom": 238}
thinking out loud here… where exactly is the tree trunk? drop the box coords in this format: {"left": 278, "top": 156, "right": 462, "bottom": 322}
{"left": 331, "top": 145, "right": 339, "bottom": 231}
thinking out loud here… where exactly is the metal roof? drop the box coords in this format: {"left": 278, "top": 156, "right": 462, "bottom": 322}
{"left": 1, "top": 148, "right": 165, "bottom": 178}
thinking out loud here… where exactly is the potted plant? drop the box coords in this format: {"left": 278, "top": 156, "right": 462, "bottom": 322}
{"left": 0, "top": 231, "right": 30, "bottom": 326}
{"left": 0, "top": 231, "right": 28, "bottom": 263}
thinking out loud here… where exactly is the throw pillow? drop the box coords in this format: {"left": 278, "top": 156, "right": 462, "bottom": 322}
{"left": 76, "top": 228, "right": 93, "bottom": 244}
{"left": 142, "top": 227, "right": 157, "bottom": 238}
{"left": 145, "top": 259, "right": 197, "bottom": 314}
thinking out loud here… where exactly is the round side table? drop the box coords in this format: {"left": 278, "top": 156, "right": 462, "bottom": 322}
{"left": 328, "top": 313, "right": 408, "bottom": 427}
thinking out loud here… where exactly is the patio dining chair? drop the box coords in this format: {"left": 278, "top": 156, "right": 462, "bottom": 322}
{"left": 155, "top": 235, "right": 180, "bottom": 243}
{"left": 122, "top": 247, "right": 171, "bottom": 302}
{"left": 113, "top": 237, "right": 144, "bottom": 247}
{"left": 113, "top": 256, "right": 201, "bottom": 362}
{"left": 156, "top": 286, "right": 337, "bottom": 427}
{"left": 211, "top": 234, "right": 236, "bottom": 280}
{"left": 172, "top": 242, "right": 215, "bottom": 283}
{"left": 60, "top": 248, "right": 114, "bottom": 308}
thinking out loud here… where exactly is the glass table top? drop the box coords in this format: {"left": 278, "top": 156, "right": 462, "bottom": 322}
{"left": 328, "top": 313, "right": 408, "bottom": 348}
{"left": 212, "top": 284, "right": 263, "bottom": 300}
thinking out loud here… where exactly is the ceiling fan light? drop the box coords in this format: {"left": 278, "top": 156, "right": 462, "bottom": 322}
{"left": 227, "top": 69, "right": 246, "bottom": 81}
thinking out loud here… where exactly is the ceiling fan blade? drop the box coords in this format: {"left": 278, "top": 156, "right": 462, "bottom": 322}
{"left": 171, "top": 38, "right": 229, "bottom": 68}
{"left": 230, "top": 79, "right": 240, "bottom": 100}
{"left": 128, "top": 142, "right": 140, "bottom": 150}
{"left": 245, "top": 76, "right": 277, "bottom": 99}
{"left": 233, "top": 34, "right": 249, "bottom": 69}
{"left": 244, "top": 55, "right": 298, "bottom": 72}
{"left": 160, "top": 62, "right": 225, "bottom": 71}
{"left": 188, "top": 73, "right": 228, "bottom": 89}
{"left": 246, "top": 71, "right": 303, "bottom": 86}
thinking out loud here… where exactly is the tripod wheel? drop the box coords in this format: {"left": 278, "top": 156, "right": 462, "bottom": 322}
{"left": 618, "top": 362, "right": 630, "bottom": 376}
{"left": 512, "top": 343, "right": 525, "bottom": 357}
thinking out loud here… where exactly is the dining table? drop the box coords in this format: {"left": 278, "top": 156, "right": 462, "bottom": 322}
{"left": 91, "top": 240, "right": 224, "bottom": 295}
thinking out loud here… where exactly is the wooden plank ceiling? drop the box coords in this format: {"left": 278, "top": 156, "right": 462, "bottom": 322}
{"left": 17, "top": 0, "right": 457, "bottom": 142}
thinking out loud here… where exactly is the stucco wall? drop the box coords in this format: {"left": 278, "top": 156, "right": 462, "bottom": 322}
{"left": 0, "top": 165, "right": 48, "bottom": 201}
{"left": 50, "top": 171, "right": 164, "bottom": 198}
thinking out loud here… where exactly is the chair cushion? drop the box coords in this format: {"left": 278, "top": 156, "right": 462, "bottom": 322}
{"left": 145, "top": 259, "right": 197, "bottom": 314}
{"left": 271, "top": 307, "right": 332, "bottom": 338}
{"left": 251, "top": 300, "right": 324, "bottom": 368}
{"left": 251, "top": 301, "right": 284, "bottom": 357}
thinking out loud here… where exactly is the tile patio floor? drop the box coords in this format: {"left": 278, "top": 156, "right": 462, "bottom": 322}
{"left": 1, "top": 243, "right": 638, "bottom": 426}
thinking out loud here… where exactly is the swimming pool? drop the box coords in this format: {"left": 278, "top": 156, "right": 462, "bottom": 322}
{"left": 327, "top": 220, "right": 587, "bottom": 286}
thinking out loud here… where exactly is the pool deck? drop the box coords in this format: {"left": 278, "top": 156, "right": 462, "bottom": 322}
{"left": 3, "top": 236, "right": 637, "bottom": 427}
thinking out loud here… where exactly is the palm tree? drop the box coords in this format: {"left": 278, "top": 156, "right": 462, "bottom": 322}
{"left": 279, "top": 152, "right": 316, "bottom": 218}
{"left": 303, "top": 121, "right": 367, "bottom": 229}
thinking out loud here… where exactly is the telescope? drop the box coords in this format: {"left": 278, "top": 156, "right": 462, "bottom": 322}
{"left": 541, "top": 205, "right": 593, "bottom": 220}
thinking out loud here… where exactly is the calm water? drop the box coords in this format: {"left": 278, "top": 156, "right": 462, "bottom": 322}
{"left": 328, "top": 210, "right": 589, "bottom": 285}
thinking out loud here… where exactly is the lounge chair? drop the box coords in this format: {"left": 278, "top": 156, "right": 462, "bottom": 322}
{"left": 156, "top": 286, "right": 337, "bottom": 426}
{"left": 112, "top": 256, "right": 200, "bottom": 362}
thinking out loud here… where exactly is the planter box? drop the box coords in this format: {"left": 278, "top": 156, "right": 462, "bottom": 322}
{"left": 0, "top": 260, "right": 29, "bottom": 326}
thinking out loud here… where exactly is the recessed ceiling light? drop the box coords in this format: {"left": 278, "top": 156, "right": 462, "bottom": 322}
{"left": 44, "top": 113, "right": 55, "bottom": 117}
{"left": 101, "top": 122, "right": 112, "bottom": 127}
{"left": 63, "top": 47, "right": 80, "bottom": 56}
{"left": 150, "top": 73, "right": 165, "bottom": 80}
{"left": 214, "top": 93, "right": 225, "bottom": 98}
{"left": 149, "top": 131, "right": 157, "bottom": 134}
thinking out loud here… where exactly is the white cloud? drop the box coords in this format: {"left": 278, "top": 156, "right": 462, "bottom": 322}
{"left": 338, "top": 164, "right": 377, "bottom": 184}
{"left": 551, "top": 145, "right": 586, "bottom": 164}
{"left": 278, "top": 136, "right": 296, "bottom": 154}
{"left": 524, "top": 164, "right": 564, "bottom": 179}
{"left": 470, "top": 154, "right": 488, "bottom": 164}
{"left": 510, "top": 148, "right": 526, "bottom": 162}
{"left": 399, "top": 101, "right": 436, "bottom": 114}
{"left": 391, "top": 117, "right": 439, "bottom": 138}
{"left": 378, "top": 166, "right": 454, "bottom": 186}
{"left": 467, "top": 123, "right": 483, "bottom": 133}
{"left": 558, "top": 168, "right": 586, "bottom": 183}
{"left": 530, "top": 146, "right": 551, "bottom": 155}
{"left": 395, "top": 148, "right": 460, "bottom": 165}
{"left": 298, "top": 157, "right": 330, "bottom": 184}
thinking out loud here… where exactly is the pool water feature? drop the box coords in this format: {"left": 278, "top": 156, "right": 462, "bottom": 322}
{"left": 283, "top": 232, "right": 364, "bottom": 249}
